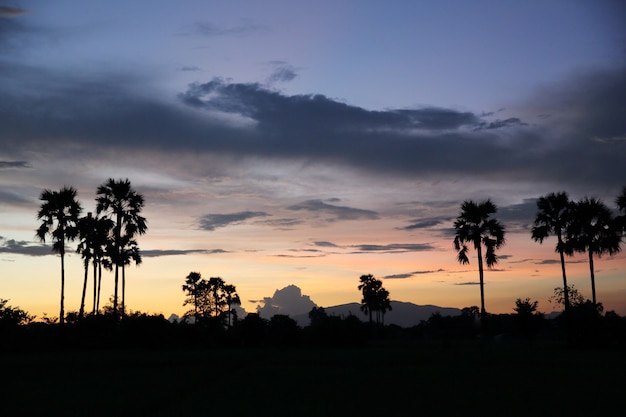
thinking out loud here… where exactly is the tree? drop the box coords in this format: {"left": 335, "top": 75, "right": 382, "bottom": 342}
{"left": 0, "top": 299, "right": 34, "bottom": 327}
{"left": 222, "top": 283, "right": 241, "bottom": 328}
{"left": 36, "top": 186, "right": 82, "bottom": 325}
{"left": 357, "top": 274, "right": 391, "bottom": 325}
{"left": 96, "top": 178, "right": 147, "bottom": 316}
{"left": 453, "top": 199, "right": 506, "bottom": 318}
{"left": 92, "top": 215, "right": 114, "bottom": 313}
{"left": 567, "top": 197, "right": 621, "bottom": 306}
{"left": 182, "top": 272, "right": 203, "bottom": 322}
{"left": 616, "top": 186, "right": 626, "bottom": 237}
{"left": 119, "top": 236, "right": 142, "bottom": 314}
{"left": 512, "top": 298, "right": 544, "bottom": 340}
{"left": 531, "top": 192, "right": 573, "bottom": 312}
{"left": 76, "top": 212, "right": 96, "bottom": 318}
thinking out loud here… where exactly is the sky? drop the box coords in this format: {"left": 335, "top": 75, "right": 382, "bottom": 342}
{"left": 1, "top": 1, "right": 625, "bottom": 320}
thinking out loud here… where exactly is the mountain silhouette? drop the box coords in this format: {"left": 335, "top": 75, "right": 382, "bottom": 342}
{"left": 292, "top": 301, "right": 462, "bottom": 328}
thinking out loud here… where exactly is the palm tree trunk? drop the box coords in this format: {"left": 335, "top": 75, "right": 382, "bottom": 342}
{"left": 121, "top": 264, "right": 126, "bottom": 316}
{"left": 97, "top": 261, "right": 102, "bottom": 313}
{"left": 477, "top": 243, "right": 486, "bottom": 317}
{"left": 588, "top": 251, "right": 596, "bottom": 305}
{"left": 558, "top": 246, "right": 569, "bottom": 312}
{"left": 60, "top": 250, "right": 65, "bottom": 325}
{"left": 92, "top": 260, "right": 97, "bottom": 314}
{"left": 79, "top": 260, "right": 88, "bottom": 317}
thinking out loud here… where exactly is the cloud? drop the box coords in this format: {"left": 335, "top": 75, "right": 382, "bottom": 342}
{"left": 288, "top": 199, "right": 379, "bottom": 221}
{"left": 0, "top": 160, "right": 29, "bottom": 168}
{"left": 186, "top": 19, "right": 267, "bottom": 37}
{"left": 0, "top": 6, "right": 26, "bottom": 17}
{"left": 402, "top": 216, "right": 451, "bottom": 230}
{"left": 1, "top": 63, "right": 624, "bottom": 191}
{"left": 266, "top": 61, "right": 298, "bottom": 84}
{"left": 351, "top": 243, "right": 435, "bottom": 253}
{"left": 384, "top": 269, "right": 446, "bottom": 279}
{"left": 0, "top": 238, "right": 52, "bottom": 257}
{"left": 141, "top": 249, "right": 227, "bottom": 257}
{"left": 256, "top": 284, "right": 317, "bottom": 319}
{"left": 199, "top": 211, "right": 269, "bottom": 231}
{"left": 313, "top": 241, "right": 339, "bottom": 248}
{"left": 454, "top": 282, "right": 481, "bottom": 286}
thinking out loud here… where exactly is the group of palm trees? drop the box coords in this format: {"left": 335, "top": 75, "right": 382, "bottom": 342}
{"left": 358, "top": 274, "right": 392, "bottom": 325}
{"left": 454, "top": 187, "right": 626, "bottom": 320}
{"left": 182, "top": 272, "right": 241, "bottom": 327}
{"left": 36, "top": 178, "right": 146, "bottom": 324}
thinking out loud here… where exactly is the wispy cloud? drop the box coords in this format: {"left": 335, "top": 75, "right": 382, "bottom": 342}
{"left": 351, "top": 243, "right": 435, "bottom": 253}
{"left": 384, "top": 269, "right": 446, "bottom": 279}
{"left": 141, "top": 249, "right": 227, "bottom": 257}
{"left": 199, "top": 211, "right": 269, "bottom": 231}
{"left": 0, "top": 238, "right": 52, "bottom": 257}
{"left": 288, "top": 199, "right": 379, "bottom": 222}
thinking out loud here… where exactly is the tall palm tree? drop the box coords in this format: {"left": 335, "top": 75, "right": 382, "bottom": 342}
{"left": 453, "top": 199, "right": 506, "bottom": 318}
{"left": 36, "top": 186, "right": 82, "bottom": 325}
{"left": 567, "top": 197, "right": 621, "bottom": 306}
{"left": 96, "top": 178, "right": 147, "bottom": 316}
{"left": 223, "top": 284, "right": 241, "bottom": 328}
{"left": 531, "top": 192, "right": 573, "bottom": 313}
{"left": 616, "top": 186, "right": 626, "bottom": 237}
{"left": 358, "top": 274, "right": 378, "bottom": 324}
{"left": 119, "top": 236, "right": 142, "bottom": 314}
{"left": 93, "top": 215, "right": 113, "bottom": 313}
{"left": 76, "top": 212, "right": 96, "bottom": 318}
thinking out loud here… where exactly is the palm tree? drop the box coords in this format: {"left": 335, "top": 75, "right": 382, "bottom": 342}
{"left": 453, "top": 199, "right": 506, "bottom": 318}
{"left": 375, "top": 287, "right": 392, "bottom": 325}
{"left": 96, "top": 178, "right": 147, "bottom": 316}
{"left": 616, "top": 186, "right": 626, "bottom": 237}
{"left": 93, "top": 215, "right": 113, "bottom": 313}
{"left": 358, "top": 274, "right": 378, "bottom": 324}
{"left": 531, "top": 192, "right": 573, "bottom": 313}
{"left": 36, "top": 186, "right": 82, "bottom": 325}
{"left": 76, "top": 212, "right": 96, "bottom": 318}
{"left": 182, "top": 272, "right": 203, "bottom": 322}
{"left": 119, "top": 236, "right": 142, "bottom": 315}
{"left": 223, "top": 284, "right": 241, "bottom": 328}
{"left": 567, "top": 197, "right": 621, "bottom": 306}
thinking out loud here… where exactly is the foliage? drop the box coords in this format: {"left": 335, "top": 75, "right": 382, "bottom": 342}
{"left": 0, "top": 299, "right": 34, "bottom": 327}
{"left": 36, "top": 186, "right": 82, "bottom": 325}
{"left": 182, "top": 272, "right": 241, "bottom": 326}
{"left": 357, "top": 274, "right": 392, "bottom": 325}
{"left": 453, "top": 199, "right": 506, "bottom": 317}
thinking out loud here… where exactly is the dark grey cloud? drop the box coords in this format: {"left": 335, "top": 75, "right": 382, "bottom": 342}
{"left": 256, "top": 284, "right": 317, "bottom": 319}
{"left": 1, "top": 58, "right": 624, "bottom": 190}
{"left": 351, "top": 243, "right": 435, "bottom": 253}
{"left": 199, "top": 211, "right": 269, "bottom": 231}
{"left": 0, "top": 160, "right": 28, "bottom": 168}
{"left": 313, "top": 241, "right": 339, "bottom": 248}
{"left": 266, "top": 61, "right": 298, "bottom": 84}
{"left": 454, "top": 281, "right": 481, "bottom": 286}
{"left": 0, "top": 6, "right": 26, "bottom": 17}
{"left": 288, "top": 199, "right": 379, "bottom": 221}
{"left": 384, "top": 268, "right": 445, "bottom": 279}
{"left": 0, "top": 238, "right": 52, "bottom": 257}
{"left": 402, "top": 216, "right": 451, "bottom": 230}
{"left": 141, "top": 249, "right": 227, "bottom": 257}
{"left": 179, "top": 66, "right": 201, "bottom": 72}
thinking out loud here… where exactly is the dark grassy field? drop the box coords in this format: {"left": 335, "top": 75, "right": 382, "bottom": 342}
{"left": 2, "top": 341, "right": 624, "bottom": 416}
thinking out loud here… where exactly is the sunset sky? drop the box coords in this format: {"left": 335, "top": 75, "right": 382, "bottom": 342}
{"left": 1, "top": 1, "right": 625, "bottom": 320}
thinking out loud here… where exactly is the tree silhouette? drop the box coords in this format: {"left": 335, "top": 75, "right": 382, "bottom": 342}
{"left": 222, "top": 283, "right": 241, "bottom": 328}
{"left": 96, "top": 178, "right": 147, "bottom": 316}
{"left": 531, "top": 192, "right": 574, "bottom": 313}
{"left": 357, "top": 274, "right": 391, "bottom": 325}
{"left": 567, "top": 197, "right": 621, "bottom": 306}
{"left": 616, "top": 186, "right": 626, "bottom": 236}
{"left": 76, "top": 212, "right": 96, "bottom": 318}
{"left": 453, "top": 199, "right": 506, "bottom": 319}
{"left": 36, "top": 186, "right": 82, "bottom": 325}
{"left": 93, "top": 215, "right": 114, "bottom": 313}
{"left": 182, "top": 272, "right": 203, "bottom": 322}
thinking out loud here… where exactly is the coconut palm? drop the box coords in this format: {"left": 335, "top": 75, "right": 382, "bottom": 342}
{"left": 223, "top": 284, "right": 241, "bottom": 328}
{"left": 76, "top": 212, "right": 96, "bottom": 318}
{"left": 96, "top": 178, "right": 147, "bottom": 316}
{"left": 358, "top": 274, "right": 379, "bottom": 324}
{"left": 93, "top": 215, "right": 113, "bottom": 313}
{"left": 567, "top": 197, "right": 621, "bottom": 306}
{"left": 453, "top": 199, "right": 506, "bottom": 318}
{"left": 36, "top": 186, "right": 82, "bottom": 325}
{"left": 531, "top": 192, "right": 574, "bottom": 313}
{"left": 119, "top": 236, "right": 142, "bottom": 314}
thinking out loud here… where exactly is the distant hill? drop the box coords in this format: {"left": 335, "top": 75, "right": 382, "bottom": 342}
{"left": 291, "top": 301, "right": 462, "bottom": 328}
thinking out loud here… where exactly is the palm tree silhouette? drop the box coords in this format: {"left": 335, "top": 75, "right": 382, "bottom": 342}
{"left": 76, "top": 212, "right": 96, "bottom": 318}
{"left": 223, "top": 284, "right": 241, "bottom": 328}
{"left": 616, "top": 186, "right": 626, "bottom": 236}
{"left": 36, "top": 186, "right": 82, "bottom": 325}
{"left": 453, "top": 199, "right": 506, "bottom": 319}
{"left": 357, "top": 274, "right": 391, "bottom": 325}
{"left": 531, "top": 192, "right": 573, "bottom": 313}
{"left": 93, "top": 215, "right": 113, "bottom": 313}
{"left": 567, "top": 197, "right": 621, "bottom": 306}
{"left": 119, "top": 236, "right": 142, "bottom": 315}
{"left": 96, "top": 178, "right": 147, "bottom": 316}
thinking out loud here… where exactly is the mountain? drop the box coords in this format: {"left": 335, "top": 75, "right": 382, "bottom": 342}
{"left": 291, "top": 301, "right": 462, "bottom": 328}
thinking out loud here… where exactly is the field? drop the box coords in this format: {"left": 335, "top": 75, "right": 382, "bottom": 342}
{"left": 2, "top": 341, "right": 624, "bottom": 417}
